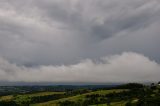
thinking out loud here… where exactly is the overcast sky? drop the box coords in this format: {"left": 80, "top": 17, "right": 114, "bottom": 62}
{"left": 0, "top": 0, "right": 160, "bottom": 83}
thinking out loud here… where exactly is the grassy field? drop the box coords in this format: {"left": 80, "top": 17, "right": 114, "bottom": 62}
{"left": 0, "top": 95, "right": 13, "bottom": 101}
{"left": 19, "top": 91, "right": 64, "bottom": 97}
{"left": 32, "top": 89, "right": 126, "bottom": 106}
{"left": 0, "top": 91, "right": 65, "bottom": 105}
{"left": 1, "top": 83, "right": 159, "bottom": 106}
{"left": 90, "top": 101, "right": 127, "bottom": 106}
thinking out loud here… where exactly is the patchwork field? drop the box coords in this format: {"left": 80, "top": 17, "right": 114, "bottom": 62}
{"left": 32, "top": 89, "right": 126, "bottom": 106}
{"left": 0, "top": 83, "right": 160, "bottom": 106}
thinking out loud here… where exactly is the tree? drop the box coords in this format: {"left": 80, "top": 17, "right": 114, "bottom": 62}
{"left": 106, "top": 98, "right": 111, "bottom": 106}
{"left": 125, "top": 101, "right": 132, "bottom": 106}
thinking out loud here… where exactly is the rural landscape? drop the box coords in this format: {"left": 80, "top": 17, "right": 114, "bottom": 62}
{"left": 0, "top": 83, "right": 160, "bottom": 106}
{"left": 0, "top": 0, "right": 160, "bottom": 105}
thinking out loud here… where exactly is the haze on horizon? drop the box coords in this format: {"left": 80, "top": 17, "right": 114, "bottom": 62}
{"left": 0, "top": 0, "right": 160, "bottom": 84}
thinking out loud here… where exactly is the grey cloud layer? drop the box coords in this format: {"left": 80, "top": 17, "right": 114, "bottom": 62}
{"left": 0, "top": 52, "right": 160, "bottom": 82}
{"left": 0, "top": 0, "right": 160, "bottom": 66}
{"left": 0, "top": 0, "right": 160, "bottom": 82}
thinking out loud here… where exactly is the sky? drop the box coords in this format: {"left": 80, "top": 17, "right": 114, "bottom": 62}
{"left": 0, "top": 0, "right": 160, "bottom": 83}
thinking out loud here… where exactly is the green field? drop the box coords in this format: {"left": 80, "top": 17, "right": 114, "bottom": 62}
{"left": 0, "top": 89, "right": 127, "bottom": 106}
{"left": 90, "top": 101, "right": 126, "bottom": 106}
{"left": 0, "top": 95, "right": 13, "bottom": 101}
{"left": 0, "top": 83, "right": 160, "bottom": 106}
{"left": 0, "top": 91, "right": 65, "bottom": 106}
{"left": 32, "top": 89, "right": 126, "bottom": 106}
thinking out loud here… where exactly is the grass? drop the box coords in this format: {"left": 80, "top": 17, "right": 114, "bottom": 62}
{"left": 14, "top": 92, "right": 65, "bottom": 105}
{"left": 20, "top": 92, "right": 65, "bottom": 97}
{"left": 90, "top": 101, "right": 127, "bottom": 106}
{"left": 0, "top": 91, "right": 65, "bottom": 105}
{"left": 0, "top": 90, "right": 128, "bottom": 106}
{"left": 32, "top": 89, "right": 127, "bottom": 106}
{"left": 0, "top": 95, "right": 13, "bottom": 101}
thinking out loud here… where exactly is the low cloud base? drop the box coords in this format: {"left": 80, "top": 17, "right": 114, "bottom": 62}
{"left": 0, "top": 52, "right": 159, "bottom": 83}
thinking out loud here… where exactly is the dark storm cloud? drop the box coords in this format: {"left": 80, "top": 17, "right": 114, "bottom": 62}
{"left": 0, "top": 0, "right": 160, "bottom": 82}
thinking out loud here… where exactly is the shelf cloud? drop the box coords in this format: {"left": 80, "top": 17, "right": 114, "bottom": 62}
{"left": 0, "top": 52, "right": 159, "bottom": 82}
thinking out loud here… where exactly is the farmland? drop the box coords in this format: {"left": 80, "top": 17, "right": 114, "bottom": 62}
{"left": 0, "top": 83, "right": 160, "bottom": 106}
